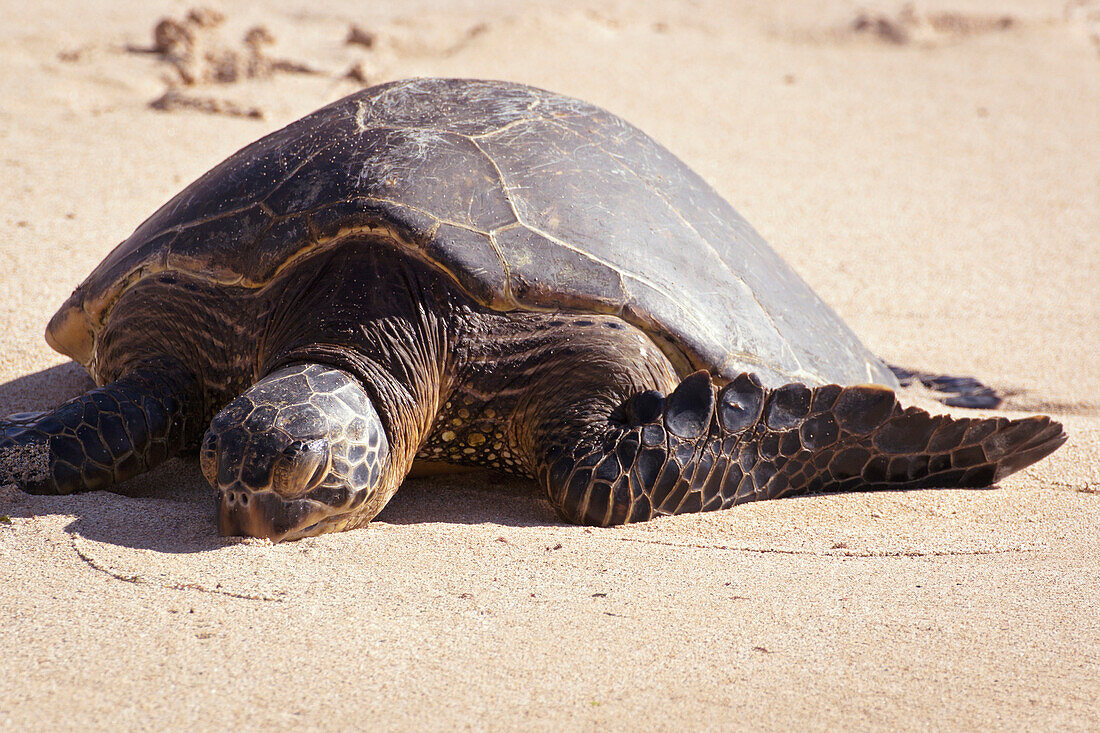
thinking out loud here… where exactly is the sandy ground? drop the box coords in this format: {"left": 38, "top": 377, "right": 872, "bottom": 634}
{"left": 1, "top": 0, "right": 1098, "bottom": 729}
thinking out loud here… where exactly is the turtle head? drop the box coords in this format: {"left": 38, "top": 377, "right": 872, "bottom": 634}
{"left": 201, "top": 364, "right": 390, "bottom": 542}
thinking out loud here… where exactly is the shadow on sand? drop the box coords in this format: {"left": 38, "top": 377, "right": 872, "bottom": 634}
{"left": 0, "top": 361, "right": 94, "bottom": 415}
{"left": 0, "top": 453, "right": 559, "bottom": 554}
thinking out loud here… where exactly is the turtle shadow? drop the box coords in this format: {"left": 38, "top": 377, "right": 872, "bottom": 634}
{"left": 0, "top": 361, "right": 93, "bottom": 415}
{"left": 0, "top": 459, "right": 230, "bottom": 554}
{"left": 0, "top": 461, "right": 561, "bottom": 555}
{"left": 377, "top": 471, "right": 560, "bottom": 528}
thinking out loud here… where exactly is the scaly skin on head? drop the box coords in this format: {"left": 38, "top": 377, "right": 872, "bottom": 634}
{"left": 202, "top": 363, "right": 391, "bottom": 541}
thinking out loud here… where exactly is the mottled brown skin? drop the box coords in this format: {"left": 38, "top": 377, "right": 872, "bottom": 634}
{"left": 0, "top": 241, "right": 1066, "bottom": 540}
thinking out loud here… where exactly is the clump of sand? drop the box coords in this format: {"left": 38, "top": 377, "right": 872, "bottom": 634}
{"left": 148, "top": 88, "right": 263, "bottom": 119}
{"left": 149, "top": 7, "right": 315, "bottom": 85}
{"left": 138, "top": 7, "right": 318, "bottom": 118}
{"left": 850, "top": 3, "right": 1015, "bottom": 45}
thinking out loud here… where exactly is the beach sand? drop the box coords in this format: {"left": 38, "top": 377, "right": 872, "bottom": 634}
{"left": 0, "top": 0, "right": 1097, "bottom": 728}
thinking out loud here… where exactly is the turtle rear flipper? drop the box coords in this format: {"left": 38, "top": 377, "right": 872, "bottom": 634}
{"left": 531, "top": 372, "right": 1066, "bottom": 526}
{"left": 888, "top": 363, "right": 1003, "bottom": 409}
{"left": 758, "top": 382, "right": 1066, "bottom": 497}
{"left": 0, "top": 363, "right": 200, "bottom": 494}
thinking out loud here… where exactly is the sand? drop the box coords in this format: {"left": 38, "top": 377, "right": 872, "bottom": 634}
{"left": 0, "top": 0, "right": 1097, "bottom": 729}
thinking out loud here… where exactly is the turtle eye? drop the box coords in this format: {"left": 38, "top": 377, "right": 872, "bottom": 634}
{"left": 272, "top": 438, "right": 331, "bottom": 496}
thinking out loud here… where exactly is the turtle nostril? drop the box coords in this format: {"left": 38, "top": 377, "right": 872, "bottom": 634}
{"left": 220, "top": 488, "right": 255, "bottom": 508}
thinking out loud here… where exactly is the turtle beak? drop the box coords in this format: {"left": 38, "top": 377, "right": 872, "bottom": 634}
{"left": 217, "top": 485, "right": 334, "bottom": 542}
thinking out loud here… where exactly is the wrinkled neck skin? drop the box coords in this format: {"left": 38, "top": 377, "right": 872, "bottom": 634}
{"left": 257, "top": 242, "right": 461, "bottom": 515}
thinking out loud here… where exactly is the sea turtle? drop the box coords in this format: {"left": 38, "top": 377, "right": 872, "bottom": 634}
{"left": 0, "top": 78, "right": 1064, "bottom": 541}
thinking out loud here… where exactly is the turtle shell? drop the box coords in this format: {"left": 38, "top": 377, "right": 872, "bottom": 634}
{"left": 47, "top": 78, "right": 896, "bottom": 389}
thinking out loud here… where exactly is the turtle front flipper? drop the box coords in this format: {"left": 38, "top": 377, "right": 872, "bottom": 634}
{"left": 0, "top": 363, "right": 201, "bottom": 494}
{"left": 530, "top": 371, "right": 1066, "bottom": 526}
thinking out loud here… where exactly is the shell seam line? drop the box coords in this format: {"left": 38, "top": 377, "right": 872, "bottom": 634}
{"left": 466, "top": 135, "right": 526, "bottom": 303}
{"left": 604, "top": 149, "right": 802, "bottom": 378}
